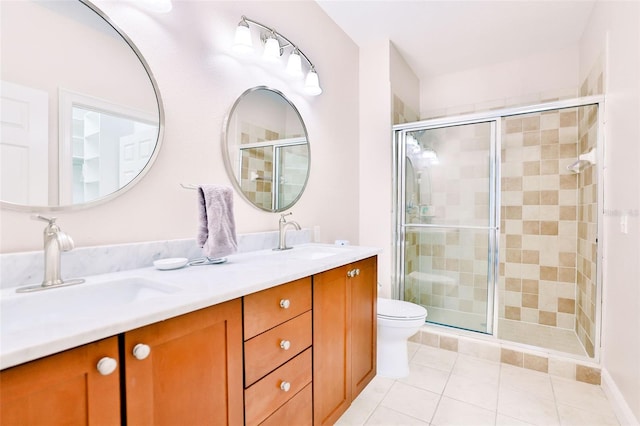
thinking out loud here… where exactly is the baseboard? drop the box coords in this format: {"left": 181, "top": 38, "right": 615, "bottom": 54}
{"left": 601, "top": 368, "right": 640, "bottom": 426}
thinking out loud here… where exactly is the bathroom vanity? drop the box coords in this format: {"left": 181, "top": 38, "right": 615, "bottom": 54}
{"left": 0, "top": 244, "right": 378, "bottom": 425}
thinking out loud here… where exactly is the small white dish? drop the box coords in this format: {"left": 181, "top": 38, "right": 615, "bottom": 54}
{"left": 153, "top": 257, "right": 189, "bottom": 270}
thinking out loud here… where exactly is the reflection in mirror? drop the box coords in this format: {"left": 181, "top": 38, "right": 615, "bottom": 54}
{"left": 0, "top": 0, "right": 162, "bottom": 211}
{"left": 224, "top": 87, "right": 310, "bottom": 212}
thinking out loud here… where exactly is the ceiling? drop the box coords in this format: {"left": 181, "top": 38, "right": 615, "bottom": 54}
{"left": 316, "top": 0, "right": 596, "bottom": 80}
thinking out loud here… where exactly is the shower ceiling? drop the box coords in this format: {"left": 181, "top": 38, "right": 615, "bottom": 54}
{"left": 316, "top": 0, "right": 596, "bottom": 79}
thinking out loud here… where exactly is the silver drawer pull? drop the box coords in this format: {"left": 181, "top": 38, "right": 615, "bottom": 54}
{"left": 280, "top": 381, "right": 291, "bottom": 392}
{"left": 279, "top": 299, "right": 290, "bottom": 309}
{"left": 280, "top": 340, "right": 291, "bottom": 350}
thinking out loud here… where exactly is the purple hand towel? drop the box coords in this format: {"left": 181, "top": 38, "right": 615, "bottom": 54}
{"left": 197, "top": 185, "right": 237, "bottom": 259}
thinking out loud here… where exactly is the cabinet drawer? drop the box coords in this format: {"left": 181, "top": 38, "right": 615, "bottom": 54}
{"left": 260, "top": 383, "right": 312, "bottom": 426}
{"left": 244, "top": 311, "right": 312, "bottom": 386}
{"left": 244, "top": 277, "right": 311, "bottom": 339}
{"left": 245, "top": 348, "right": 312, "bottom": 426}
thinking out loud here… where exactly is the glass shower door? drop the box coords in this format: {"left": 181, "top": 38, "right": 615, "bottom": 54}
{"left": 397, "top": 121, "right": 498, "bottom": 333}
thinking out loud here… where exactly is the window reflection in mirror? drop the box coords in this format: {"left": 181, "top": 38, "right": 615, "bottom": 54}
{"left": 224, "top": 87, "right": 310, "bottom": 212}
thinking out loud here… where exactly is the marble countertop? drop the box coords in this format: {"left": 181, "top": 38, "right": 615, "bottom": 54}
{"left": 0, "top": 243, "right": 380, "bottom": 370}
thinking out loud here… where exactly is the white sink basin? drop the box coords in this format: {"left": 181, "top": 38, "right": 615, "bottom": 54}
{"left": 1, "top": 277, "right": 180, "bottom": 333}
{"left": 278, "top": 245, "right": 352, "bottom": 260}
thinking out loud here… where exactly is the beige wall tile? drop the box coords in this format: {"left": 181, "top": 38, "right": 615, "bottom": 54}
{"left": 523, "top": 221, "right": 540, "bottom": 234}
{"left": 524, "top": 353, "right": 549, "bottom": 373}
{"left": 539, "top": 311, "right": 557, "bottom": 326}
{"left": 541, "top": 190, "right": 559, "bottom": 205}
{"left": 576, "top": 365, "right": 601, "bottom": 385}
{"left": 440, "top": 336, "right": 459, "bottom": 352}
{"left": 522, "top": 279, "right": 539, "bottom": 294}
{"left": 557, "top": 297, "right": 576, "bottom": 314}
{"left": 549, "top": 358, "right": 576, "bottom": 379}
{"left": 523, "top": 161, "right": 540, "bottom": 176}
{"left": 522, "top": 116, "right": 541, "bottom": 131}
{"left": 540, "top": 266, "right": 558, "bottom": 281}
{"left": 559, "top": 206, "right": 577, "bottom": 220}
{"left": 541, "top": 221, "right": 559, "bottom": 235}
{"left": 501, "top": 348, "right": 524, "bottom": 367}
{"left": 522, "top": 293, "right": 538, "bottom": 308}
{"left": 506, "top": 234, "right": 522, "bottom": 249}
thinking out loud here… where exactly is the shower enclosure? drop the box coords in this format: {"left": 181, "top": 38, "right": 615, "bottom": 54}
{"left": 394, "top": 97, "right": 603, "bottom": 359}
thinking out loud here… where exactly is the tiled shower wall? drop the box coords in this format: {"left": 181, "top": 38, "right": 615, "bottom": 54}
{"left": 576, "top": 105, "right": 598, "bottom": 357}
{"left": 500, "top": 110, "right": 580, "bottom": 332}
{"left": 576, "top": 57, "right": 602, "bottom": 357}
{"left": 500, "top": 102, "right": 599, "bottom": 357}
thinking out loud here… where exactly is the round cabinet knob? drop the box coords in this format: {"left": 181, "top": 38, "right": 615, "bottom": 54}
{"left": 280, "top": 340, "right": 291, "bottom": 350}
{"left": 347, "top": 269, "right": 355, "bottom": 278}
{"left": 279, "top": 299, "right": 290, "bottom": 309}
{"left": 355, "top": 268, "right": 360, "bottom": 276}
{"left": 280, "top": 381, "right": 291, "bottom": 392}
{"left": 96, "top": 357, "right": 117, "bottom": 375}
{"left": 132, "top": 343, "right": 151, "bottom": 360}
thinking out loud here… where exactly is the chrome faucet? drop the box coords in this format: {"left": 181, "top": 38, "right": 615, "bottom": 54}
{"left": 17, "top": 216, "right": 85, "bottom": 293}
{"left": 274, "top": 212, "right": 301, "bottom": 251}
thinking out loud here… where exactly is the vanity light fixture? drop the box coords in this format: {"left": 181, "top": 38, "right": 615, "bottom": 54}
{"left": 233, "top": 15, "right": 322, "bottom": 96}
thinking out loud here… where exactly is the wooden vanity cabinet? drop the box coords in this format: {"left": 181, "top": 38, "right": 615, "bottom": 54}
{"left": 313, "top": 256, "right": 377, "bottom": 425}
{"left": 0, "top": 336, "right": 121, "bottom": 426}
{"left": 243, "top": 277, "right": 313, "bottom": 426}
{"left": 124, "top": 298, "right": 244, "bottom": 426}
{"left": 1, "top": 254, "right": 378, "bottom": 426}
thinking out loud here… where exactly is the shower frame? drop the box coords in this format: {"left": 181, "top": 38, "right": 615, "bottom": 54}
{"left": 393, "top": 95, "right": 605, "bottom": 360}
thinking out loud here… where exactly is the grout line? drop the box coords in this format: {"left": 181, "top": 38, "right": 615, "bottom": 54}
{"left": 428, "top": 349, "right": 458, "bottom": 425}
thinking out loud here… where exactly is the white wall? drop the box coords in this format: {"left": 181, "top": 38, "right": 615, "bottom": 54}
{"left": 358, "top": 40, "right": 392, "bottom": 295}
{"left": 390, "top": 42, "right": 420, "bottom": 116}
{"left": 581, "top": 1, "right": 640, "bottom": 422}
{"left": 0, "top": 1, "right": 360, "bottom": 254}
{"left": 420, "top": 47, "right": 580, "bottom": 118}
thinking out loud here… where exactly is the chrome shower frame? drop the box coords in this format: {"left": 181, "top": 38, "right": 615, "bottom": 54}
{"left": 393, "top": 95, "right": 605, "bottom": 361}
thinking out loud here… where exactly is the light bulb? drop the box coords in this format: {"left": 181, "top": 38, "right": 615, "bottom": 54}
{"left": 233, "top": 20, "right": 253, "bottom": 53}
{"left": 286, "top": 49, "right": 303, "bottom": 77}
{"left": 263, "top": 36, "right": 281, "bottom": 62}
{"left": 304, "top": 69, "right": 322, "bottom": 96}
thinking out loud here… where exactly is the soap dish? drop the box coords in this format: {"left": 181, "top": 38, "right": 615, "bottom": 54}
{"left": 153, "top": 257, "right": 189, "bottom": 270}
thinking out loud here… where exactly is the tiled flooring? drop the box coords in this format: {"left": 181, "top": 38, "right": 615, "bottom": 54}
{"left": 336, "top": 343, "right": 619, "bottom": 426}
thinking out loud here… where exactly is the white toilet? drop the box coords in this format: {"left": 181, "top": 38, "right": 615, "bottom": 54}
{"left": 377, "top": 298, "right": 428, "bottom": 378}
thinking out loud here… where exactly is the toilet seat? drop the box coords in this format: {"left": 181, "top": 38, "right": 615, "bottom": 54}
{"left": 377, "top": 298, "right": 427, "bottom": 320}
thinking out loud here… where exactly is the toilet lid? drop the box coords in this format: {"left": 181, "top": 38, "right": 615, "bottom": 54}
{"left": 377, "top": 298, "right": 427, "bottom": 320}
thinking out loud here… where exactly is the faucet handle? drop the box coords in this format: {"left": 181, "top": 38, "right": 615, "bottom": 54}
{"left": 279, "top": 212, "right": 293, "bottom": 222}
{"left": 32, "top": 215, "right": 57, "bottom": 225}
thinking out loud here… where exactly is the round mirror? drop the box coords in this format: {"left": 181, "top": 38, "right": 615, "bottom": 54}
{"left": 0, "top": 0, "right": 163, "bottom": 211}
{"left": 223, "top": 87, "right": 310, "bottom": 212}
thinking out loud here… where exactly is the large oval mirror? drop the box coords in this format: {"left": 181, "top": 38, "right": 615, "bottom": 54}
{"left": 0, "top": 0, "right": 163, "bottom": 211}
{"left": 223, "top": 87, "right": 310, "bottom": 212}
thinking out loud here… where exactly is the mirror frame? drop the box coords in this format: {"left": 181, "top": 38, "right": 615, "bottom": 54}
{"left": 222, "top": 86, "right": 311, "bottom": 213}
{"left": 0, "top": 0, "right": 165, "bottom": 213}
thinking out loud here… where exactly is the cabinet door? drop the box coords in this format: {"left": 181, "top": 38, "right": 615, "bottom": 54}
{"left": 124, "top": 299, "right": 244, "bottom": 426}
{"left": 0, "top": 337, "right": 120, "bottom": 426}
{"left": 313, "top": 264, "right": 351, "bottom": 426}
{"left": 351, "top": 256, "right": 377, "bottom": 398}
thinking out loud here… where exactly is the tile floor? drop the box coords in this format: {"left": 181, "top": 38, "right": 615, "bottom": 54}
{"left": 336, "top": 342, "right": 619, "bottom": 426}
